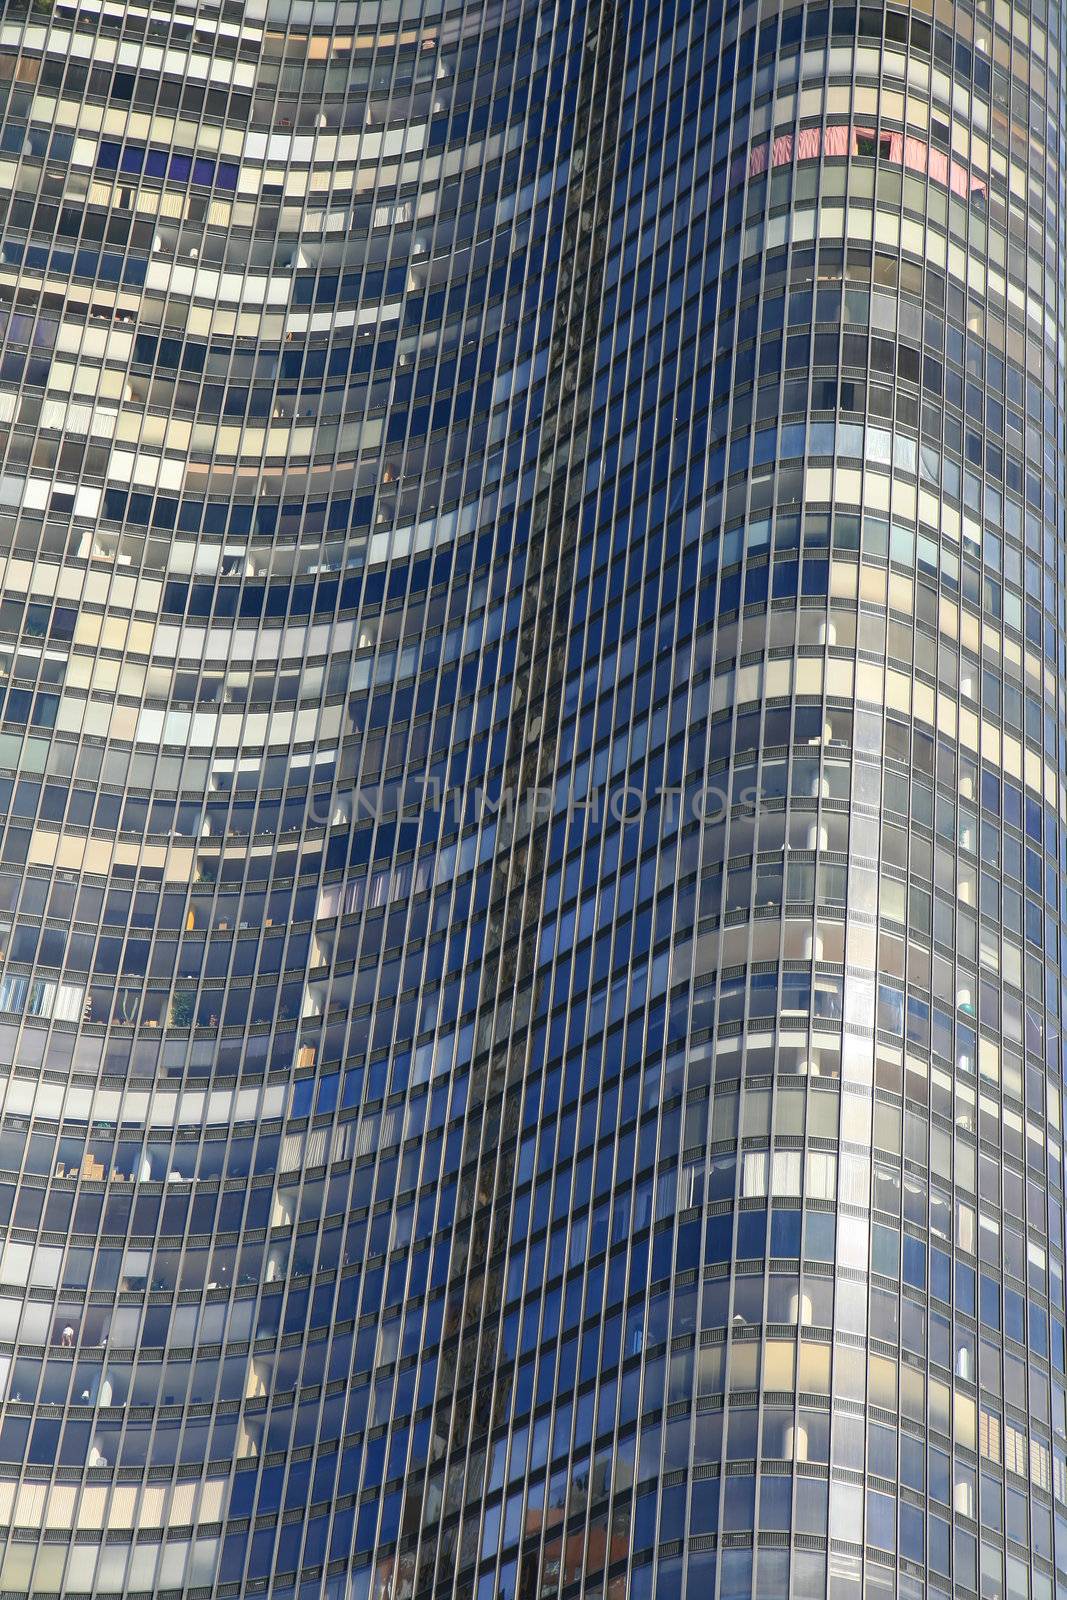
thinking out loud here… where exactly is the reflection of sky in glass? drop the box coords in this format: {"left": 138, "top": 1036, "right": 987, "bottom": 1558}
{"left": 0, "top": 0, "right": 1055, "bottom": 1595}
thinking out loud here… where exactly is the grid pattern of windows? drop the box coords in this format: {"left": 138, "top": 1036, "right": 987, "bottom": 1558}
{"left": 0, "top": 0, "right": 1059, "bottom": 1598}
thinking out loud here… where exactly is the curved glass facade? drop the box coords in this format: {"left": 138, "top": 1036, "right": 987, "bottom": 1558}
{"left": 0, "top": 0, "right": 1061, "bottom": 1597}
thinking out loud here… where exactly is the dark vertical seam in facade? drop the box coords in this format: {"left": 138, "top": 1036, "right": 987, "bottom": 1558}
{"left": 414, "top": 1, "right": 630, "bottom": 1593}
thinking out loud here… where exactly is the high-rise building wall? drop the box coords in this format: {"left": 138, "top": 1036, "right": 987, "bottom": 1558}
{"left": 0, "top": 1, "right": 1061, "bottom": 1599}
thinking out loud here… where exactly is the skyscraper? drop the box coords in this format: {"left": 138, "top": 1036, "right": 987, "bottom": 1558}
{"left": 0, "top": 0, "right": 1060, "bottom": 1596}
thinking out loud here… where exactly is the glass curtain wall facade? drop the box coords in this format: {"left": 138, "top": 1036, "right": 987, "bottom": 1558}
{"left": 0, "top": 0, "right": 1060, "bottom": 1598}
